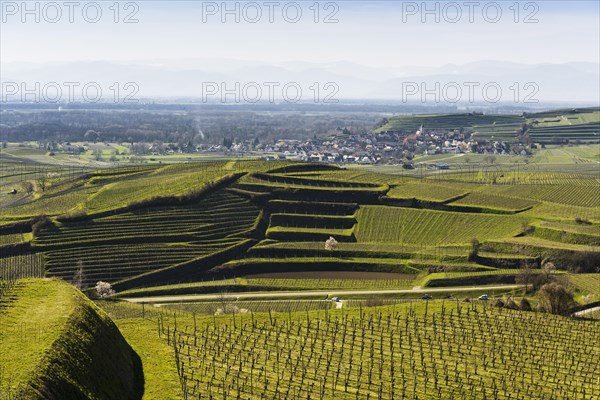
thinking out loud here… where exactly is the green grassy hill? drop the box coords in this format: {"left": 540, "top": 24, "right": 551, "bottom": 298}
{"left": 0, "top": 279, "right": 143, "bottom": 399}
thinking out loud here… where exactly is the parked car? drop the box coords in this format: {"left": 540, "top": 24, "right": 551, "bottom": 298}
{"left": 478, "top": 294, "right": 489, "bottom": 300}
{"left": 421, "top": 294, "right": 432, "bottom": 300}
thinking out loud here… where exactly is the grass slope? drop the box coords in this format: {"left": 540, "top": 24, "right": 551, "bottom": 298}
{"left": 110, "top": 319, "right": 183, "bottom": 400}
{"left": 0, "top": 279, "right": 143, "bottom": 399}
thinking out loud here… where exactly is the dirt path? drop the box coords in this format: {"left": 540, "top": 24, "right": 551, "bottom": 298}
{"left": 123, "top": 285, "right": 520, "bottom": 304}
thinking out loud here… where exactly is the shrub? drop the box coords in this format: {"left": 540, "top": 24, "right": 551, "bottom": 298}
{"left": 31, "top": 215, "right": 53, "bottom": 237}
{"left": 504, "top": 298, "right": 519, "bottom": 310}
{"left": 493, "top": 299, "right": 505, "bottom": 308}
{"left": 520, "top": 298, "right": 532, "bottom": 311}
{"left": 57, "top": 209, "right": 89, "bottom": 222}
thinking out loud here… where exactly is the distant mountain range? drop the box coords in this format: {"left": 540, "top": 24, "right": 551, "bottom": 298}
{"left": 2, "top": 59, "right": 598, "bottom": 104}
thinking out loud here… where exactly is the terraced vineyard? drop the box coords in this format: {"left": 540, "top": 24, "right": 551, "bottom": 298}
{"left": 387, "top": 182, "right": 469, "bottom": 202}
{"left": 245, "top": 277, "right": 416, "bottom": 290}
{"left": 83, "top": 163, "right": 229, "bottom": 213}
{"left": 375, "top": 113, "right": 523, "bottom": 134}
{"left": 535, "top": 220, "right": 600, "bottom": 236}
{"left": 0, "top": 253, "right": 45, "bottom": 279}
{"left": 527, "top": 122, "right": 600, "bottom": 143}
{"left": 479, "top": 183, "right": 600, "bottom": 208}
{"left": 355, "top": 206, "right": 526, "bottom": 245}
{"left": 1, "top": 155, "right": 599, "bottom": 295}
{"left": 375, "top": 107, "right": 599, "bottom": 145}
{"left": 438, "top": 171, "right": 600, "bottom": 185}
{"left": 39, "top": 190, "right": 260, "bottom": 287}
{"left": 0, "top": 253, "right": 45, "bottom": 299}
{"left": 471, "top": 122, "right": 523, "bottom": 142}
{"left": 0, "top": 232, "right": 26, "bottom": 245}
{"left": 561, "top": 274, "right": 600, "bottom": 296}
{"left": 449, "top": 192, "right": 537, "bottom": 212}
{"left": 1, "top": 186, "right": 99, "bottom": 219}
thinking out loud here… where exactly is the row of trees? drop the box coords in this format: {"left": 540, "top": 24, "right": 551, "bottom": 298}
{"left": 1, "top": 109, "right": 380, "bottom": 145}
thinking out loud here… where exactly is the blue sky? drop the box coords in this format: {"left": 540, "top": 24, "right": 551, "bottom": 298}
{"left": 1, "top": 1, "right": 599, "bottom": 67}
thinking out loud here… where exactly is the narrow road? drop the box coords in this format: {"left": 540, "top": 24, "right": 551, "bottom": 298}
{"left": 122, "top": 285, "right": 520, "bottom": 304}
{"left": 573, "top": 306, "right": 600, "bottom": 317}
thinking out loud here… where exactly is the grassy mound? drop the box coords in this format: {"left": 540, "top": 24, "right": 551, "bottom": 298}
{"left": 0, "top": 279, "right": 143, "bottom": 399}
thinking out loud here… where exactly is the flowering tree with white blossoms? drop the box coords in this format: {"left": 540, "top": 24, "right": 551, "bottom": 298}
{"left": 95, "top": 281, "right": 115, "bottom": 298}
{"left": 325, "top": 236, "right": 339, "bottom": 251}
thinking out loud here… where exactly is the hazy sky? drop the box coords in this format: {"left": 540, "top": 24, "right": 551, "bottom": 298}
{"left": 1, "top": 0, "right": 599, "bottom": 68}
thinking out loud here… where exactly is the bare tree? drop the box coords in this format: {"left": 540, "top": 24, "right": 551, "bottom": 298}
{"left": 542, "top": 261, "right": 556, "bottom": 279}
{"left": 468, "top": 238, "right": 480, "bottom": 261}
{"left": 71, "top": 261, "right": 86, "bottom": 290}
{"left": 516, "top": 266, "right": 533, "bottom": 293}
{"left": 537, "top": 282, "right": 575, "bottom": 315}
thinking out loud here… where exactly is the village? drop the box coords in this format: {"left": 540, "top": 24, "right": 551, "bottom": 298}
{"left": 209, "top": 127, "right": 532, "bottom": 166}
